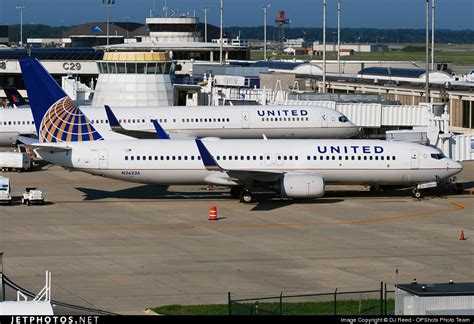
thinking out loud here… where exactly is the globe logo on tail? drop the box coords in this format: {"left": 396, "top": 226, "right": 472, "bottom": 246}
{"left": 39, "top": 96, "right": 103, "bottom": 143}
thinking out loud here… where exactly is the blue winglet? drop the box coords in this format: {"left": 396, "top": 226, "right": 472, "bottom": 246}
{"left": 104, "top": 105, "right": 121, "bottom": 127}
{"left": 151, "top": 119, "right": 170, "bottom": 140}
{"left": 195, "top": 139, "right": 221, "bottom": 170}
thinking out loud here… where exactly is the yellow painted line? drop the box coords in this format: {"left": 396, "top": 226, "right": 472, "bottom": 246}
{"left": 80, "top": 201, "right": 468, "bottom": 233}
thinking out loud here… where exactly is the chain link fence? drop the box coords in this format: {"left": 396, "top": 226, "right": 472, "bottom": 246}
{"left": 229, "top": 282, "right": 395, "bottom": 315}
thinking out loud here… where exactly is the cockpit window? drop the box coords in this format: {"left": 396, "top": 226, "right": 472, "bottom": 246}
{"left": 338, "top": 116, "right": 349, "bottom": 123}
{"left": 431, "top": 153, "right": 446, "bottom": 160}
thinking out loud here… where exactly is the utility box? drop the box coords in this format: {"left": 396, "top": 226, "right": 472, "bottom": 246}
{"left": 396, "top": 282, "right": 474, "bottom": 315}
{"left": 0, "top": 152, "right": 31, "bottom": 172}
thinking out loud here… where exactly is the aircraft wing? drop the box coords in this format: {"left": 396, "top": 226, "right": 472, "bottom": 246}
{"left": 195, "top": 139, "right": 284, "bottom": 185}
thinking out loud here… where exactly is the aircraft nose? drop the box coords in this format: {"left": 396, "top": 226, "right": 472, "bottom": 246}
{"left": 448, "top": 160, "right": 463, "bottom": 174}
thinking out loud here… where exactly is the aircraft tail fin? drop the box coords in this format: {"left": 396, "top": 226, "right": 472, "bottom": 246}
{"left": 18, "top": 58, "right": 103, "bottom": 143}
{"left": 3, "top": 86, "right": 28, "bottom": 107}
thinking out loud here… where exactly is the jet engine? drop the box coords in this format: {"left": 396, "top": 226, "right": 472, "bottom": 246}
{"left": 280, "top": 174, "right": 325, "bottom": 198}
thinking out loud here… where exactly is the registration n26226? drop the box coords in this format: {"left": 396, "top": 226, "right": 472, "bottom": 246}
{"left": 121, "top": 170, "right": 141, "bottom": 176}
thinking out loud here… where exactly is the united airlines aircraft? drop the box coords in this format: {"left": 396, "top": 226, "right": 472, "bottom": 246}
{"left": 19, "top": 58, "right": 463, "bottom": 202}
{"left": 0, "top": 101, "right": 358, "bottom": 146}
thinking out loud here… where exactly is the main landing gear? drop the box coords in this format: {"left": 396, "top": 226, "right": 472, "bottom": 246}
{"left": 239, "top": 189, "right": 255, "bottom": 203}
{"left": 412, "top": 188, "right": 424, "bottom": 199}
{"left": 230, "top": 187, "right": 255, "bottom": 203}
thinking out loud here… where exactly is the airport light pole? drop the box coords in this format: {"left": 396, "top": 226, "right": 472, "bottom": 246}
{"left": 431, "top": 0, "right": 435, "bottom": 70}
{"left": 16, "top": 6, "right": 25, "bottom": 47}
{"left": 103, "top": 0, "right": 115, "bottom": 47}
{"left": 322, "top": 0, "right": 327, "bottom": 93}
{"left": 263, "top": 4, "right": 270, "bottom": 61}
{"left": 337, "top": 0, "right": 341, "bottom": 74}
{"left": 202, "top": 5, "right": 210, "bottom": 42}
{"left": 425, "top": 0, "right": 430, "bottom": 103}
{"left": 219, "top": 0, "right": 224, "bottom": 65}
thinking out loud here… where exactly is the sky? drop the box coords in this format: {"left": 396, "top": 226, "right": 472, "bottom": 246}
{"left": 0, "top": 0, "right": 473, "bottom": 29}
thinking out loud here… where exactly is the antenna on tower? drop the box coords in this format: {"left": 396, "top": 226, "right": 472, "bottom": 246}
{"left": 275, "top": 10, "right": 290, "bottom": 54}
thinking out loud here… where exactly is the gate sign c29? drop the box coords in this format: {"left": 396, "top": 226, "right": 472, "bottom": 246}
{"left": 63, "top": 62, "right": 81, "bottom": 71}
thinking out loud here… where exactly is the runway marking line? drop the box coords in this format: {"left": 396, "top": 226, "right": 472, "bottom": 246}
{"left": 80, "top": 201, "right": 469, "bottom": 233}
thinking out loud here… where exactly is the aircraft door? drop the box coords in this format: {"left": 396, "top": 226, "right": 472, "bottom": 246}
{"left": 410, "top": 149, "right": 419, "bottom": 169}
{"left": 241, "top": 111, "right": 250, "bottom": 129}
{"left": 320, "top": 111, "right": 328, "bottom": 128}
{"left": 99, "top": 149, "right": 108, "bottom": 170}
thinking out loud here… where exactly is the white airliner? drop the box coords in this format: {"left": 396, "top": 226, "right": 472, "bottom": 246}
{"left": 0, "top": 102, "right": 358, "bottom": 146}
{"left": 19, "top": 58, "right": 463, "bottom": 202}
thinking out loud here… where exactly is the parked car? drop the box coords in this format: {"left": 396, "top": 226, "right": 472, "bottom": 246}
{"left": 22, "top": 187, "right": 44, "bottom": 205}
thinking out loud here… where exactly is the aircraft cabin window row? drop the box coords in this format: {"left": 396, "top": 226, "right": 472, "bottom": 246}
{"left": 90, "top": 120, "right": 109, "bottom": 124}
{"left": 261, "top": 117, "right": 309, "bottom": 122}
{"left": 306, "top": 155, "right": 396, "bottom": 161}
{"left": 181, "top": 118, "right": 231, "bottom": 123}
{"left": 118, "top": 119, "right": 148, "bottom": 124}
{"left": 3, "top": 120, "right": 35, "bottom": 125}
{"left": 125, "top": 155, "right": 202, "bottom": 161}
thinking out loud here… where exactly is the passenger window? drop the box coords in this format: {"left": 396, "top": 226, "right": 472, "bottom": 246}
{"left": 241, "top": 156, "right": 244, "bottom": 160}
{"left": 125, "top": 156, "right": 128, "bottom": 161}
{"left": 351, "top": 156, "right": 355, "bottom": 160}
{"left": 386, "top": 156, "right": 390, "bottom": 160}
{"left": 198, "top": 156, "right": 201, "bottom": 160}
{"left": 160, "top": 156, "right": 164, "bottom": 160}
{"left": 392, "top": 156, "right": 396, "bottom": 160}
{"left": 357, "top": 156, "right": 361, "bottom": 160}
{"left": 320, "top": 156, "right": 323, "bottom": 160}
{"left": 166, "top": 156, "right": 170, "bottom": 160}
{"left": 363, "top": 156, "right": 367, "bottom": 160}
{"left": 283, "top": 156, "right": 287, "bottom": 161}
{"left": 131, "top": 156, "right": 134, "bottom": 161}
{"left": 178, "top": 156, "right": 181, "bottom": 160}
{"left": 332, "top": 156, "right": 336, "bottom": 160}
{"left": 307, "top": 156, "right": 311, "bottom": 160}
{"left": 172, "top": 156, "right": 176, "bottom": 160}
{"left": 266, "top": 156, "right": 270, "bottom": 160}
{"left": 137, "top": 156, "right": 140, "bottom": 160}
{"left": 369, "top": 156, "right": 373, "bottom": 160}
{"left": 223, "top": 156, "right": 226, "bottom": 160}
{"left": 375, "top": 156, "right": 379, "bottom": 160}
{"left": 345, "top": 156, "right": 349, "bottom": 160}
{"left": 191, "top": 156, "right": 195, "bottom": 160}
{"left": 229, "top": 156, "right": 232, "bottom": 160}
{"left": 339, "top": 156, "right": 342, "bottom": 160}
{"left": 247, "top": 156, "right": 250, "bottom": 160}
{"left": 260, "top": 156, "right": 263, "bottom": 160}
{"left": 326, "top": 156, "right": 330, "bottom": 160}
{"left": 289, "top": 156, "right": 293, "bottom": 161}
{"left": 381, "top": 156, "right": 384, "bottom": 160}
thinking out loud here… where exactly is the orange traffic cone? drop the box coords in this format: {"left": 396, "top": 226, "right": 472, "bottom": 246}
{"left": 460, "top": 230, "right": 466, "bottom": 241}
{"left": 209, "top": 205, "right": 218, "bottom": 221}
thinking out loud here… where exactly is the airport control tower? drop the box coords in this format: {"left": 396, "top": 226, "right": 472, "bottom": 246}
{"left": 275, "top": 10, "right": 290, "bottom": 54}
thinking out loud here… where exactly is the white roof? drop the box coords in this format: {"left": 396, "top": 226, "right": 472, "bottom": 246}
{"left": 99, "top": 41, "right": 242, "bottom": 51}
{"left": 0, "top": 301, "right": 54, "bottom": 315}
